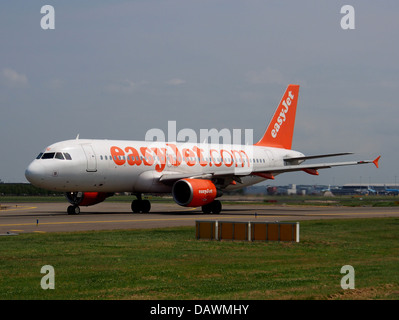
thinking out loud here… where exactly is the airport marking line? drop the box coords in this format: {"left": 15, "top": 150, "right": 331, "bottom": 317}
{"left": 0, "top": 205, "right": 37, "bottom": 212}
{"left": 0, "top": 214, "right": 280, "bottom": 228}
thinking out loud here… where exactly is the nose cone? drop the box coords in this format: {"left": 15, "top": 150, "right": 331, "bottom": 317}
{"left": 25, "top": 161, "right": 45, "bottom": 186}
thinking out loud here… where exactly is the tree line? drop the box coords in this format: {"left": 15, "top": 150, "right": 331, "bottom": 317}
{"left": 0, "top": 183, "right": 63, "bottom": 196}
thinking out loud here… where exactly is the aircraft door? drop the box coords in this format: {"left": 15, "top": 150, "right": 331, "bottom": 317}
{"left": 81, "top": 144, "right": 97, "bottom": 172}
{"left": 263, "top": 150, "right": 274, "bottom": 164}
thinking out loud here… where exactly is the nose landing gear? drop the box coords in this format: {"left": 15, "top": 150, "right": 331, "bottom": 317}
{"left": 67, "top": 205, "right": 80, "bottom": 215}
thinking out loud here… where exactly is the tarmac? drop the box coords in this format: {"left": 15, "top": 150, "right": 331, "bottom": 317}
{"left": 1, "top": 201, "right": 399, "bottom": 234}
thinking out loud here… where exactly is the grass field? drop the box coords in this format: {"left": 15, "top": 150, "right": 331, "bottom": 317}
{"left": 1, "top": 217, "right": 399, "bottom": 300}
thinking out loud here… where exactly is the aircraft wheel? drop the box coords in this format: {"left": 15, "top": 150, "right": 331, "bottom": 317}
{"left": 131, "top": 199, "right": 151, "bottom": 213}
{"left": 131, "top": 200, "right": 141, "bottom": 213}
{"left": 211, "top": 200, "right": 222, "bottom": 214}
{"left": 201, "top": 203, "right": 212, "bottom": 214}
{"left": 141, "top": 200, "right": 151, "bottom": 213}
{"left": 67, "top": 205, "right": 80, "bottom": 215}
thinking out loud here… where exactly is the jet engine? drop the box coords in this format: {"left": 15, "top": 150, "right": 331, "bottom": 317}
{"left": 66, "top": 192, "right": 113, "bottom": 207}
{"left": 172, "top": 179, "right": 219, "bottom": 207}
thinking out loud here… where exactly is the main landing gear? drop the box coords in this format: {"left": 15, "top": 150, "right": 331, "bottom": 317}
{"left": 130, "top": 194, "right": 222, "bottom": 214}
{"left": 201, "top": 200, "right": 222, "bottom": 214}
{"left": 131, "top": 194, "right": 151, "bottom": 213}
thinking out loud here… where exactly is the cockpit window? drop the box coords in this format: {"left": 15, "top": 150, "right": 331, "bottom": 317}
{"left": 41, "top": 152, "right": 55, "bottom": 159}
{"left": 37, "top": 152, "right": 72, "bottom": 160}
{"left": 55, "top": 152, "right": 65, "bottom": 160}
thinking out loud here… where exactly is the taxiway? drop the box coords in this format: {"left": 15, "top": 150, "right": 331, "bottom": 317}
{"left": 1, "top": 202, "right": 399, "bottom": 234}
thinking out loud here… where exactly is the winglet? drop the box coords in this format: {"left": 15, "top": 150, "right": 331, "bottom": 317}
{"left": 254, "top": 84, "right": 300, "bottom": 149}
{"left": 373, "top": 156, "right": 381, "bottom": 168}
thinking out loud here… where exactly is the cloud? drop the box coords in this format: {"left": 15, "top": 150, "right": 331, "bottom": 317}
{"left": 1, "top": 68, "right": 28, "bottom": 87}
{"left": 105, "top": 79, "right": 137, "bottom": 94}
{"left": 165, "top": 78, "right": 186, "bottom": 86}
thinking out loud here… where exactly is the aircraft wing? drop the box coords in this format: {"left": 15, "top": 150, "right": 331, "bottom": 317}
{"left": 159, "top": 172, "right": 213, "bottom": 183}
{"left": 158, "top": 169, "right": 245, "bottom": 183}
{"left": 251, "top": 156, "right": 380, "bottom": 178}
{"left": 283, "top": 152, "right": 353, "bottom": 163}
{"left": 159, "top": 156, "right": 380, "bottom": 183}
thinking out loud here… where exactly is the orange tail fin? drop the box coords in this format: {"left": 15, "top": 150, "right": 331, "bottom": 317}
{"left": 254, "top": 84, "right": 300, "bottom": 149}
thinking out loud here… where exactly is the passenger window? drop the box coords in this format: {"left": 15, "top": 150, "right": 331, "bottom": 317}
{"left": 64, "top": 153, "right": 72, "bottom": 160}
{"left": 55, "top": 152, "right": 65, "bottom": 160}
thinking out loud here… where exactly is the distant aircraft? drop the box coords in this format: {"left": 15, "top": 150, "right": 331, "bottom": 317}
{"left": 355, "top": 186, "right": 377, "bottom": 195}
{"left": 25, "top": 85, "right": 380, "bottom": 214}
{"left": 367, "top": 186, "right": 377, "bottom": 194}
{"left": 384, "top": 186, "right": 399, "bottom": 195}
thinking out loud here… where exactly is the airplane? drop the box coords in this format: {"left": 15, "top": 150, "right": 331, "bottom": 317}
{"left": 384, "top": 186, "right": 399, "bottom": 195}
{"left": 354, "top": 185, "right": 377, "bottom": 195}
{"left": 25, "top": 84, "right": 381, "bottom": 215}
{"left": 367, "top": 186, "right": 377, "bottom": 195}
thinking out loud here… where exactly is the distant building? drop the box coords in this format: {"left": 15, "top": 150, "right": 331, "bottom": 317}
{"left": 331, "top": 184, "right": 399, "bottom": 196}
{"left": 244, "top": 183, "right": 399, "bottom": 196}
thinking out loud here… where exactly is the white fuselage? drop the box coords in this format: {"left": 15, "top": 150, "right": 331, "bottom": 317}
{"left": 25, "top": 139, "right": 304, "bottom": 193}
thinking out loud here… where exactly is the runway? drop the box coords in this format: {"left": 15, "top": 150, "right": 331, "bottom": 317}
{"left": 1, "top": 202, "right": 399, "bottom": 234}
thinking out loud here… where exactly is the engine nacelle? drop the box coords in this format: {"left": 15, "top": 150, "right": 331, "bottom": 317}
{"left": 65, "top": 192, "right": 113, "bottom": 207}
{"left": 172, "top": 179, "right": 218, "bottom": 207}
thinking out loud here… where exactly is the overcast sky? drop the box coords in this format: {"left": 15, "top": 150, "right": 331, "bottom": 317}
{"left": 1, "top": 0, "right": 398, "bottom": 187}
